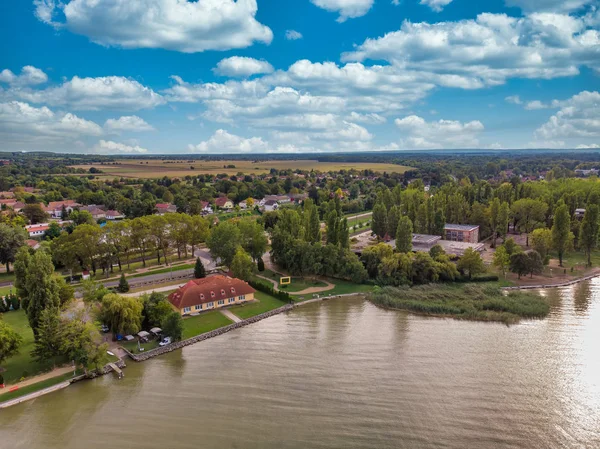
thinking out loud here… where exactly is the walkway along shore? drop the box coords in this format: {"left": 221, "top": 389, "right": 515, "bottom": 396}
{"left": 502, "top": 273, "right": 600, "bottom": 290}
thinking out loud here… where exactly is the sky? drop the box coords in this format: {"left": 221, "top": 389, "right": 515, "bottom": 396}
{"left": 0, "top": 0, "right": 598, "bottom": 155}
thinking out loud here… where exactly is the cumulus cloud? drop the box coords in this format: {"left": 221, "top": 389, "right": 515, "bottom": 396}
{"left": 576, "top": 143, "right": 600, "bottom": 148}
{"left": 104, "top": 115, "right": 154, "bottom": 133}
{"left": 535, "top": 91, "right": 600, "bottom": 142}
{"left": 34, "top": 0, "right": 273, "bottom": 53}
{"left": 214, "top": 56, "right": 274, "bottom": 78}
{"left": 285, "top": 30, "right": 303, "bottom": 40}
{"left": 524, "top": 100, "right": 552, "bottom": 110}
{"left": 310, "top": 0, "right": 374, "bottom": 22}
{"left": 346, "top": 112, "right": 387, "bottom": 124}
{"left": 188, "top": 129, "right": 269, "bottom": 153}
{"left": 343, "top": 13, "right": 600, "bottom": 87}
{"left": 0, "top": 101, "right": 102, "bottom": 148}
{"left": 504, "top": 0, "right": 595, "bottom": 13}
{"left": 505, "top": 95, "right": 523, "bottom": 105}
{"left": 395, "top": 115, "right": 484, "bottom": 149}
{"left": 6, "top": 76, "right": 165, "bottom": 111}
{"left": 0, "top": 66, "right": 48, "bottom": 86}
{"left": 94, "top": 139, "right": 149, "bottom": 154}
{"left": 420, "top": 0, "right": 453, "bottom": 12}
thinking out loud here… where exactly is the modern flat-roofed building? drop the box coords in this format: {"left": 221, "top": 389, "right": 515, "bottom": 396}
{"left": 444, "top": 224, "right": 479, "bottom": 243}
{"left": 167, "top": 274, "right": 256, "bottom": 316}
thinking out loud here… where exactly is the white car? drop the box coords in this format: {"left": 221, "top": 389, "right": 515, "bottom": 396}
{"left": 159, "top": 337, "right": 172, "bottom": 347}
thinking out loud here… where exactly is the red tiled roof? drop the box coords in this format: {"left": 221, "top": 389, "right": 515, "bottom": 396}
{"left": 215, "top": 197, "right": 230, "bottom": 206}
{"left": 168, "top": 274, "right": 255, "bottom": 310}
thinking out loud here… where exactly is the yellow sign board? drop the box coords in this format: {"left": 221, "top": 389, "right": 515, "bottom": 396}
{"left": 280, "top": 276, "right": 291, "bottom": 285}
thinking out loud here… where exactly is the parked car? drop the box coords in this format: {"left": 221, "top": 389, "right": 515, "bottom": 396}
{"left": 100, "top": 324, "right": 110, "bottom": 333}
{"left": 159, "top": 337, "right": 172, "bottom": 347}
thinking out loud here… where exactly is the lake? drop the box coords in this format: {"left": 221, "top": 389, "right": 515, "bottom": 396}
{"left": 1, "top": 280, "right": 599, "bottom": 448}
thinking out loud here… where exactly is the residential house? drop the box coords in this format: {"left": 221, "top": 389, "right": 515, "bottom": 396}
{"left": 26, "top": 239, "right": 41, "bottom": 250}
{"left": 200, "top": 201, "right": 213, "bottom": 214}
{"left": 215, "top": 197, "right": 234, "bottom": 210}
{"left": 288, "top": 193, "right": 308, "bottom": 204}
{"left": 44, "top": 200, "right": 81, "bottom": 219}
{"left": 105, "top": 210, "right": 125, "bottom": 220}
{"left": 82, "top": 205, "right": 106, "bottom": 220}
{"left": 0, "top": 160, "right": 10, "bottom": 166}
{"left": 155, "top": 203, "right": 177, "bottom": 215}
{"left": 167, "top": 274, "right": 255, "bottom": 316}
{"left": 0, "top": 191, "right": 15, "bottom": 199}
{"left": 25, "top": 223, "right": 49, "bottom": 237}
{"left": 444, "top": 224, "right": 480, "bottom": 243}
{"left": 262, "top": 199, "right": 279, "bottom": 212}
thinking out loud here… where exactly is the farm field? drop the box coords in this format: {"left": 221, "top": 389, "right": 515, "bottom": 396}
{"left": 69, "top": 159, "right": 412, "bottom": 179}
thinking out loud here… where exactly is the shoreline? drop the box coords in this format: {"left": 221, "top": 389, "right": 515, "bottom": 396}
{"left": 502, "top": 272, "right": 600, "bottom": 290}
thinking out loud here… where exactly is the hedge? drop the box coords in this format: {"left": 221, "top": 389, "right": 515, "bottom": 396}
{"left": 248, "top": 279, "right": 293, "bottom": 303}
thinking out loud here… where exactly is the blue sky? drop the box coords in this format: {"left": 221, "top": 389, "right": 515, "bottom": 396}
{"left": 0, "top": 0, "right": 598, "bottom": 154}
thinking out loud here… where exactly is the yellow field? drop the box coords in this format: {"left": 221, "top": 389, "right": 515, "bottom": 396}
{"left": 70, "top": 159, "right": 412, "bottom": 178}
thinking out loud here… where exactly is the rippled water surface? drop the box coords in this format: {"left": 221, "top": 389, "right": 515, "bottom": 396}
{"left": 1, "top": 280, "right": 599, "bottom": 448}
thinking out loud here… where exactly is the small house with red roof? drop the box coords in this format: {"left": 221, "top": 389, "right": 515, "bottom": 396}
{"left": 215, "top": 197, "right": 234, "bottom": 210}
{"left": 167, "top": 274, "right": 255, "bottom": 315}
{"left": 155, "top": 203, "right": 177, "bottom": 215}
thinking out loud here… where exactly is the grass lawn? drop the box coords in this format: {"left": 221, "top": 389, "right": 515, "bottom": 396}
{"left": 1, "top": 310, "right": 67, "bottom": 383}
{"left": 229, "top": 292, "right": 288, "bottom": 320}
{"left": 0, "top": 372, "right": 75, "bottom": 403}
{"left": 121, "top": 339, "right": 160, "bottom": 354}
{"left": 128, "top": 263, "right": 195, "bottom": 279}
{"left": 182, "top": 310, "right": 233, "bottom": 339}
{"left": 291, "top": 278, "right": 376, "bottom": 299}
{"left": 0, "top": 271, "right": 16, "bottom": 283}
{"left": 279, "top": 277, "right": 328, "bottom": 293}
{"left": 0, "top": 285, "right": 13, "bottom": 297}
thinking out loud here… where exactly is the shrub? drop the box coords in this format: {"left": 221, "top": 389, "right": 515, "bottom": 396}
{"left": 248, "top": 279, "right": 293, "bottom": 303}
{"left": 11, "top": 295, "right": 20, "bottom": 311}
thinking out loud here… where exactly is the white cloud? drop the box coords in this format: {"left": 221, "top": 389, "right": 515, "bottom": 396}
{"left": 576, "top": 143, "right": 600, "bottom": 148}
{"left": 504, "top": 0, "right": 595, "bottom": 13}
{"left": 285, "top": 30, "right": 303, "bottom": 40}
{"left": 214, "top": 56, "right": 274, "bottom": 78}
{"left": 420, "top": 0, "right": 453, "bottom": 12}
{"left": 343, "top": 13, "right": 600, "bottom": 87}
{"left": 535, "top": 91, "right": 600, "bottom": 142}
{"left": 395, "top": 115, "right": 484, "bottom": 149}
{"left": 7, "top": 76, "right": 165, "bottom": 111}
{"left": 346, "top": 112, "right": 387, "bottom": 124}
{"left": 104, "top": 115, "right": 154, "bottom": 133}
{"left": 0, "top": 101, "right": 102, "bottom": 147}
{"left": 524, "top": 100, "right": 551, "bottom": 110}
{"left": 0, "top": 66, "right": 48, "bottom": 86}
{"left": 35, "top": 0, "right": 273, "bottom": 53}
{"left": 94, "top": 139, "right": 148, "bottom": 154}
{"left": 310, "top": 0, "right": 374, "bottom": 22}
{"left": 505, "top": 95, "right": 522, "bottom": 105}
{"left": 188, "top": 129, "right": 269, "bottom": 153}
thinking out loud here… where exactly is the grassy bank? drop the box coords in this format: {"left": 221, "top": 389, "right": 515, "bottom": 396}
{"left": 278, "top": 277, "right": 328, "bottom": 292}
{"left": 1, "top": 310, "right": 66, "bottom": 383}
{"left": 368, "top": 283, "right": 549, "bottom": 324}
{"left": 0, "top": 372, "right": 74, "bottom": 403}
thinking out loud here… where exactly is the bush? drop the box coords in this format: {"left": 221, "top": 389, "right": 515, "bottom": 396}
{"left": 257, "top": 258, "right": 265, "bottom": 272}
{"left": 11, "top": 295, "right": 20, "bottom": 311}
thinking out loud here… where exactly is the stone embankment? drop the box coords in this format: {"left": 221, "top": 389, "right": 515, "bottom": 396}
{"left": 503, "top": 273, "right": 600, "bottom": 290}
{"left": 123, "top": 304, "right": 294, "bottom": 362}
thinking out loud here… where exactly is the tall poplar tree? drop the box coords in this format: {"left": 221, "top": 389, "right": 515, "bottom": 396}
{"left": 579, "top": 205, "right": 599, "bottom": 267}
{"left": 396, "top": 216, "right": 413, "bottom": 253}
{"left": 552, "top": 203, "right": 572, "bottom": 267}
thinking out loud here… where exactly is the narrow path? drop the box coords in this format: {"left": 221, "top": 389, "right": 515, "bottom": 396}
{"left": 220, "top": 309, "right": 242, "bottom": 323}
{"left": 256, "top": 274, "right": 280, "bottom": 290}
{"left": 0, "top": 381, "right": 71, "bottom": 409}
{"left": 0, "top": 365, "right": 74, "bottom": 393}
{"left": 122, "top": 282, "right": 187, "bottom": 297}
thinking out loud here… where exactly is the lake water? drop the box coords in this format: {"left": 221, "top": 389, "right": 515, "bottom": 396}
{"left": 1, "top": 280, "right": 599, "bottom": 448}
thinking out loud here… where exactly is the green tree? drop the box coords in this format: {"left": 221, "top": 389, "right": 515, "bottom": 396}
{"left": 510, "top": 251, "right": 530, "bottom": 280}
{"left": 338, "top": 217, "right": 349, "bottom": 249}
{"left": 511, "top": 198, "right": 547, "bottom": 246}
{"left": 13, "top": 246, "right": 31, "bottom": 299}
{"left": 22, "top": 203, "right": 48, "bottom": 224}
{"left": 361, "top": 243, "right": 394, "bottom": 279}
{"left": 0, "top": 320, "right": 22, "bottom": 367}
{"left": 372, "top": 202, "right": 388, "bottom": 239}
{"left": 503, "top": 237, "right": 520, "bottom": 257}
{"left": 526, "top": 250, "right": 544, "bottom": 278}
{"left": 194, "top": 257, "right": 206, "bottom": 278}
{"left": 238, "top": 218, "right": 268, "bottom": 261}
{"left": 100, "top": 293, "right": 143, "bottom": 336}
{"left": 387, "top": 206, "right": 400, "bottom": 239}
{"left": 395, "top": 216, "right": 413, "bottom": 253}
{"left": 81, "top": 279, "right": 110, "bottom": 303}
{"left": 498, "top": 201, "right": 510, "bottom": 242}
{"left": 143, "top": 293, "right": 173, "bottom": 329}
{"left": 207, "top": 221, "right": 242, "bottom": 267}
{"left": 231, "top": 247, "right": 254, "bottom": 281}
{"left": 162, "top": 312, "right": 184, "bottom": 341}
{"left": 60, "top": 316, "right": 109, "bottom": 374}
{"left": 117, "top": 273, "right": 130, "bottom": 293}
{"left": 530, "top": 228, "right": 553, "bottom": 263}
{"left": 493, "top": 245, "right": 511, "bottom": 278}
{"left": 457, "top": 248, "right": 485, "bottom": 280}
{"left": 0, "top": 224, "right": 27, "bottom": 272}
{"left": 552, "top": 203, "right": 573, "bottom": 267}
{"left": 24, "top": 251, "right": 61, "bottom": 337}
{"left": 325, "top": 209, "right": 339, "bottom": 245}
{"left": 44, "top": 222, "right": 62, "bottom": 240}
{"left": 31, "top": 307, "right": 62, "bottom": 364}
{"left": 579, "top": 205, "right": 600, "bottom": 267}
{"left": 488, "top": 198, "right": 501, "bottom": 248}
